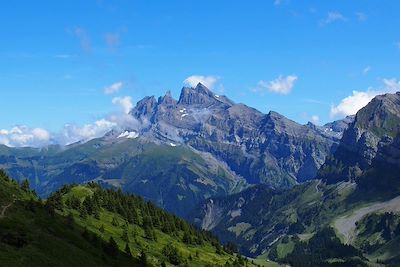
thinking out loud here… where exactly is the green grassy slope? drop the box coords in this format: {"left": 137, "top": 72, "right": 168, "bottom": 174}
{"left": 0, "top": 171, "right": 266, "bottom": 267}
{"left": 0, "top": 173, "right": 138, "bottom": 267}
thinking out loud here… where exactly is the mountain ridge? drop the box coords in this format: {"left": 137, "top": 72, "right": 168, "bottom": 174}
{"left": 0, "top": 83, "right": 352, "bottom": 217}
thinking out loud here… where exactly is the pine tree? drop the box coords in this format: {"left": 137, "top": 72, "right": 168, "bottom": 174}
{"left": 79, "top": 204, "right": 88, "bottom": 218}
{"left": 182, "top": 231, "right": 193, "bottom": 244}
{"left": 124, "top": 243, "right": 132, "bottom": 258}
{"left": 83, "top": 197, "right": 94, "bottom": 215}
{"left": 104, "top": 236, "right": 119, "bottom": 258}
{"left": 45, "top": 193, "right": 63, "bottom": 216}
{"left": 112, "top": 216, "right": 119, "bottom": 227}
{"left": 0, "top": 169, "right": 9, "bottom": 181}
{"left": 94, "top": 209, "right": 100, "bottom": 220}
{"left": 162, "top": 243, "right": 182, "bottom": 265}
{"left": 66, "top": 212, "right": 74, "bottom": 228}
{"left": 121, "top": 227, "right": 129, "bottom": 242}
{"left": 144, "top": 224, "right": 156, "bottom": 241}
{"left": 82, "top": 228, "right": 90, "bottom": 240}
{"left": 139, "top": 250, "right": 147, "bottom": 266}
{"left": 70, "top": 196, "right": 81, "bottom": 209}
{"left": 20, "top": 179, "right": 30, "bottom": 192}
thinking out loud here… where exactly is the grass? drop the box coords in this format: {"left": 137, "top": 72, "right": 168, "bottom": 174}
{"left": 254, "top": 253, "right": 282, "bottom": 267}
{"left": 0, "top": 194, "right": 137, "bottom": 266}
{"left": 67, "top": 207, "right": 258, "bottom": 267}
{"left": 276, "top": 240, "right": 294, "bottom": 259}
{"left": 0, "top": 178, "right": 267, "bottom": 267}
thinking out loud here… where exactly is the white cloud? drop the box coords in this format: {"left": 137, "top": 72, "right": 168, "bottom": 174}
{"left": 0, "top": 126, "right": 51, "bottom": 147}
{"left": 320, "top": 11, "right": 347, "bottom": 26}
{"left": 362, "top": 66, "right": 371, "bottom": 75}
{"left": 112, "top": 96, "right": 133, "bottom": 114}
{"left": 0, "top": 92, "right": 143, "bottom": 147}
{"left": 59, "top": 119, "right": 116, "bottom": 145}
{"left": 274, "top": 0, "right": 282, "bottom": 6}
{"left": 104, "top": 82, "right": 124, "bottom": 94}
{"left": 311, "top": 115, "right": 320, "bottom": 124}
{"left": 330, "top": 90, "right": 377, "bottom": 118}
{"left": 32, "top": 128, "right": 50, "bottom": 141}
{"left": 56, "top": 110, "right": 145, "bottom": 146}
{"left": 255, "top": 75, "right": 298, "bottom": 95}
{"left": 383, "top": 78, "right": 400, "bottom": 92}
{"left": 330, "top": 78, "right": 400, "bottom": 118}
{"left": 183, "top": 75, "right": 219, "bottom": 89}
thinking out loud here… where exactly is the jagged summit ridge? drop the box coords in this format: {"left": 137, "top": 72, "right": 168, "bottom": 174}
{"left": 127, "top": 83, "right": 344, "bottom": 187}
{"left": 178, "top": 82, "right": 219, "bottom": 106}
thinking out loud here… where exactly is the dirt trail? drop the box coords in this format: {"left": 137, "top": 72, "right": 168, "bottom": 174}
{"left": 0, "top": 195, "right": 16, "bottom": 219}
{"left": 334, "top": 195, "right": 400, "bottom": 244}
{"left": 0, "top": 202, "right": 13, "bottom": 219}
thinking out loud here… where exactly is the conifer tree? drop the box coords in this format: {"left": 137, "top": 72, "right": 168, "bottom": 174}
{"left": 139, "top": 250, "right": 147, "bottom": 266}
{"left": 121, "top": 227, "right": 129, "bottom": 243}
{"left": 124, "top": 243, "right": 132, "bottom": 258}
{"left": 112, "top": 216, "right": 119, "bottom": 227}
{"left": 104, "top": 236, "right": 119, "bottom": 258}
{"left": 20, "top": 179, "right": 30, "bottom": 192}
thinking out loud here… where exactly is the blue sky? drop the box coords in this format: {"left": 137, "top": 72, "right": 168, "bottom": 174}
{"left": 1, "top": 0, "right": 400, "bottom": 146}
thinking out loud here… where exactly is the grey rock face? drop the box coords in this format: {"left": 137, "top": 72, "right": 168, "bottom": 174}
{"left": 308, "top": 115, "right": 354, "bottom": 141}
{"left": 319, "top": 92, "right": 400, "bottom": 183}
{"left": 130, "top": 83, "right": 341, "bottom": 187}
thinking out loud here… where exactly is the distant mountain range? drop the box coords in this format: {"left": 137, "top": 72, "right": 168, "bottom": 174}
{"left": 0, "top": 83, "right": 351, "bottom": 217}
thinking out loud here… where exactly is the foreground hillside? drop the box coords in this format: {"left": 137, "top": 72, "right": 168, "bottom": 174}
{"left": 0, "top": 171, "right": 270, "bottom": 267}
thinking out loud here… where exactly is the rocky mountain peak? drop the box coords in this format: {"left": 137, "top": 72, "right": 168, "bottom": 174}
{"left": 178, "top": 83, "right": 217, "bottom": 106}
{"left": 131, "top": 95, "right": 157, "bottom": 118}
{"left": 158, "top": 90, "right": 177, "bottom": 106}
{"left": 319, "top": 91, "right": 400, "bottom": 184}
{"left": 127, "top": 84, "right": 342, "bottom": 187}
{"left": 263, "top": 111, "right": 307, "bottom": 135}
{"left": 353, "top": 92, "right": 400, "bottom": 138}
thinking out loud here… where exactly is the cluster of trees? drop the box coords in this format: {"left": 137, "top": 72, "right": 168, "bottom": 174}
{"left": 0, "top": 171, "right": 255, "bottom": 267}
{"left": 357, "top": 212, "right": 400, "bottom": 254}
{"left": 281, "top": 228, "right": 366, "bottom": 267}
{"left": 317, "top": 156, "right": 349, "bottom": 184}
{"left": 80, "top": 226, "right": 133, "bottom": 261}
{"left": 45, "top": 182, "right": 239, "bottom": 261}
{"left": 60, "top": 182, "right": 220, "bottom": 246}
